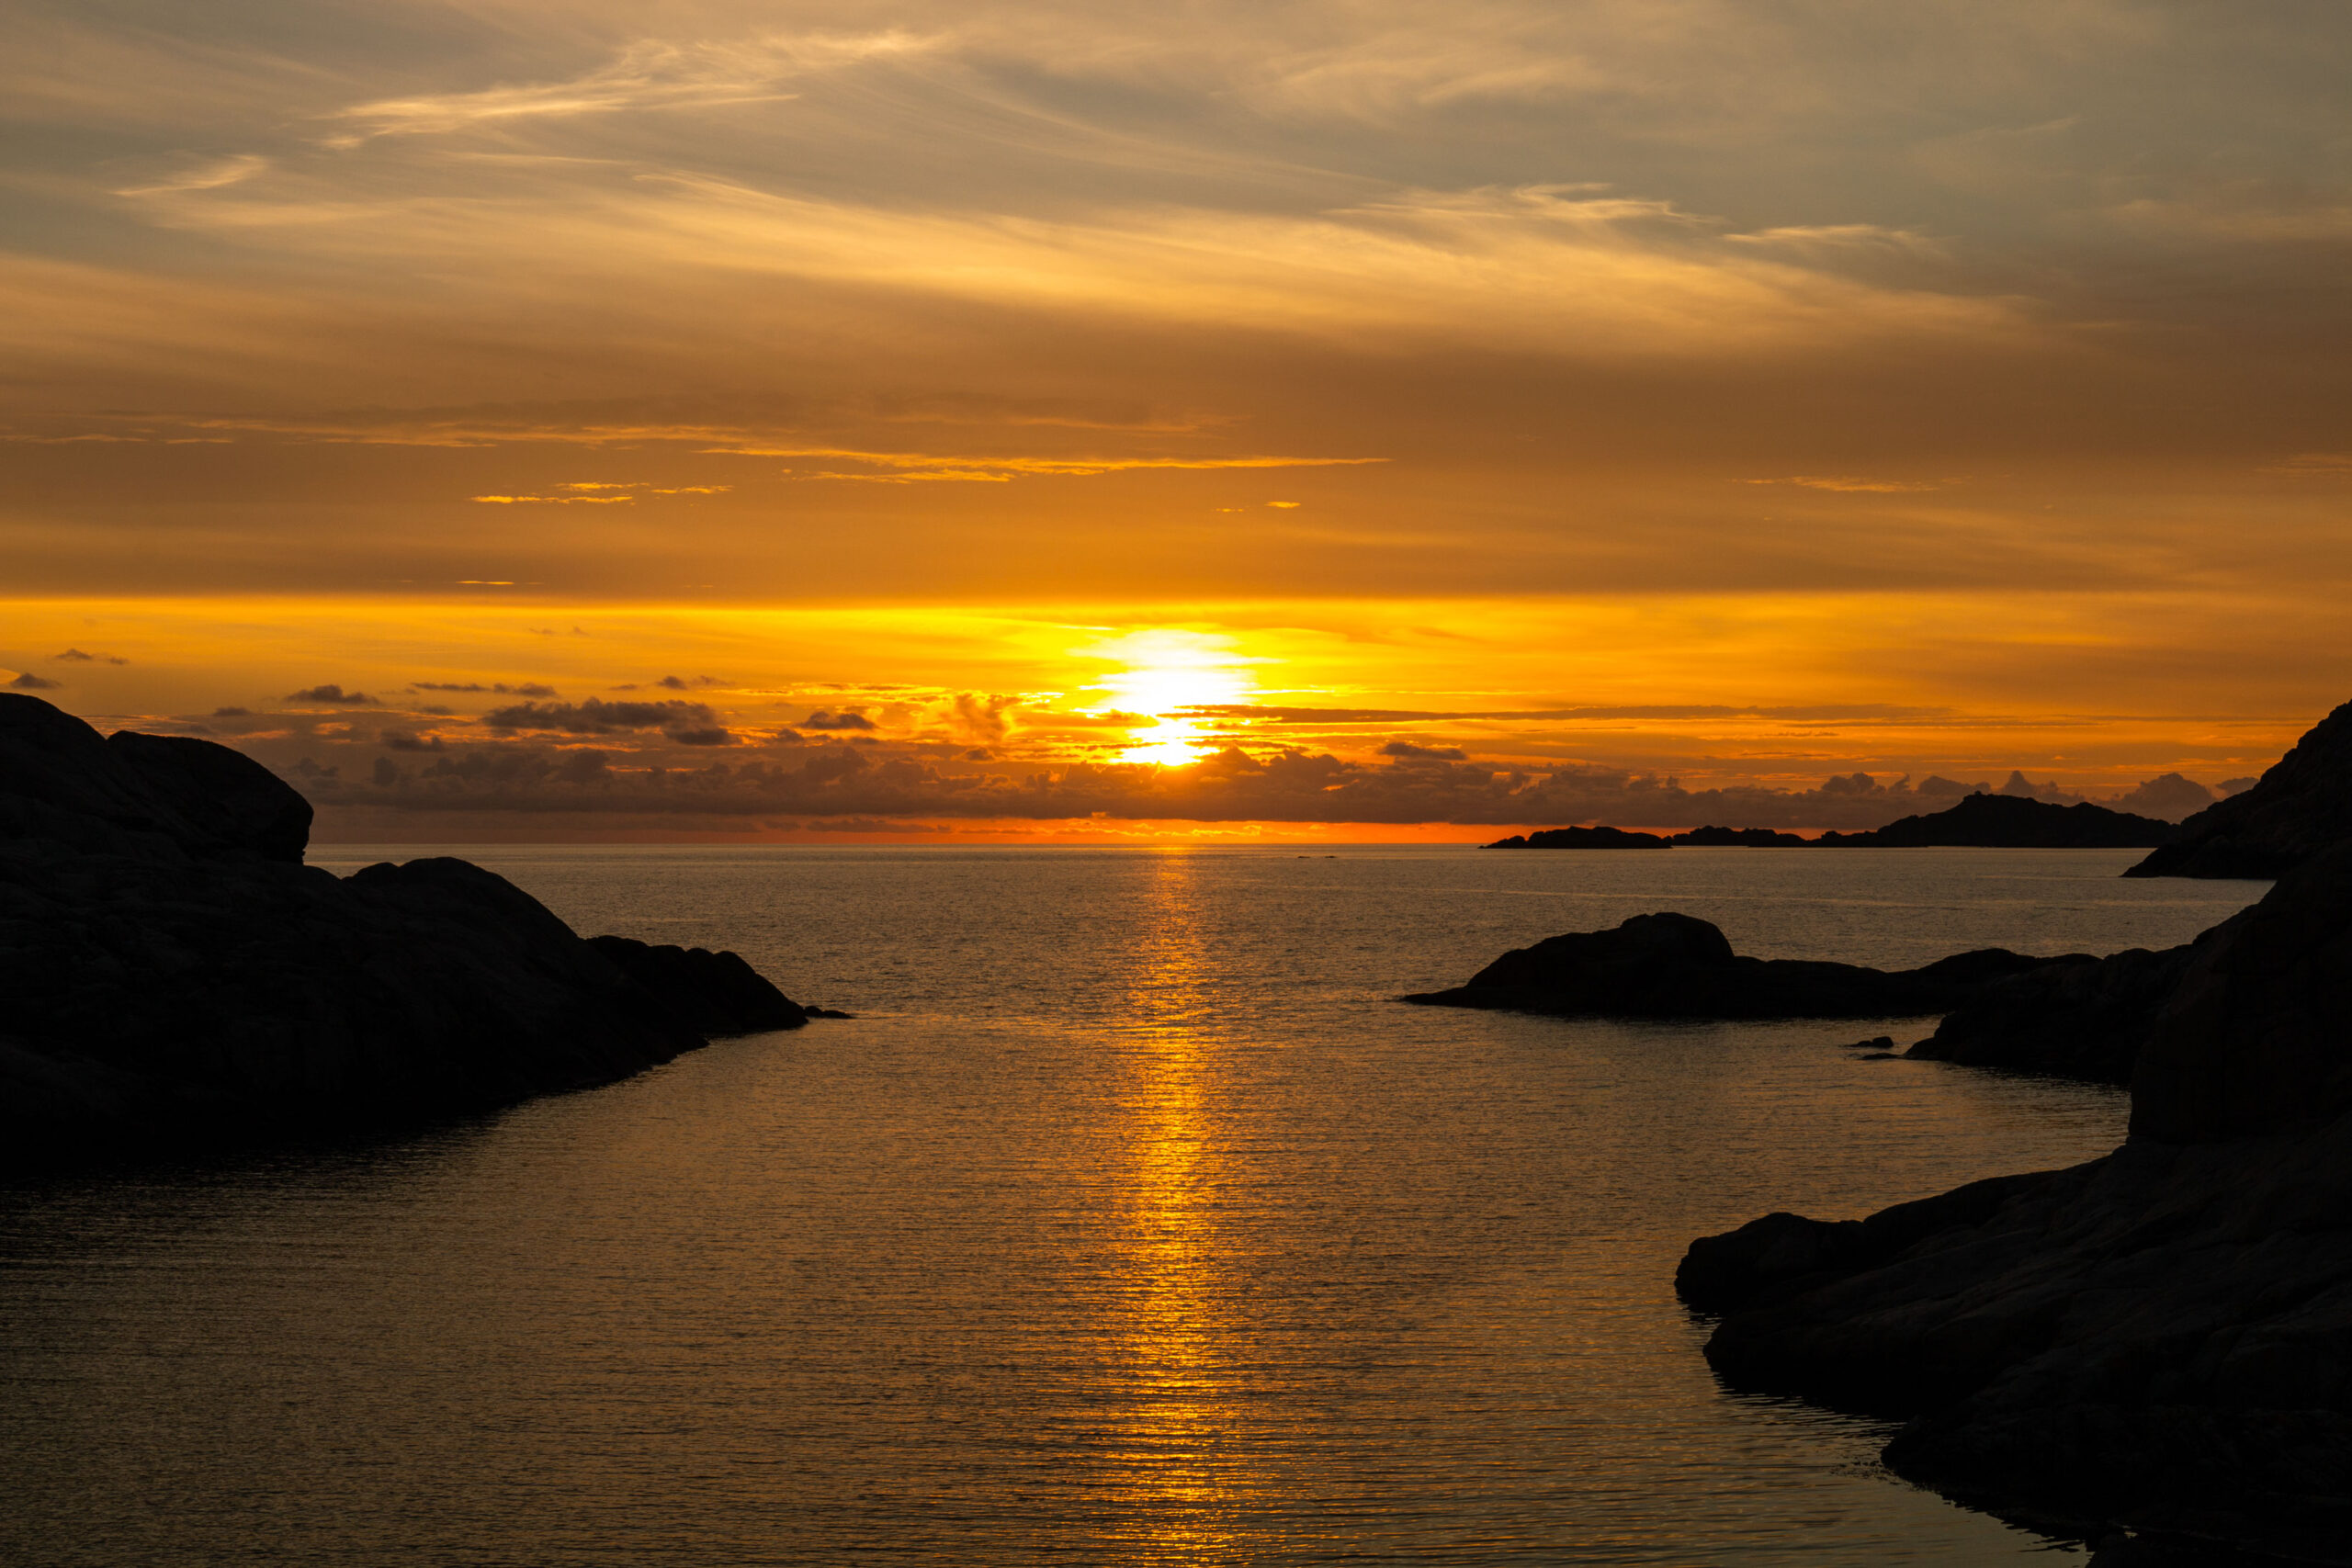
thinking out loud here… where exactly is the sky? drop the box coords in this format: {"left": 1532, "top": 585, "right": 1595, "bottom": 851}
{"left": 4, "top": 1, "right": 2348, "bottom": 840}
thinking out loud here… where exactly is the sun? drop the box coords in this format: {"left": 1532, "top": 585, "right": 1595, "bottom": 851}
{"left": 1079, "top": 629, "right": 1259, "bottom": 767}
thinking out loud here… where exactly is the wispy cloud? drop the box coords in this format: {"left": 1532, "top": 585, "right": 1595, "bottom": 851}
{"left": 1743, "top": 476, "right": 1939, "bottom": 493}
{"left": 322, "top": 32, "right": 940, "bottom": 145}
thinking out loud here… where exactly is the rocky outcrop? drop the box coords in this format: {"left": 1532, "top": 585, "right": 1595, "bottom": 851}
{"left": 1904, "top": 938, "right": 2210, "bottom": 1084}
{"left": 587, "top": 936, "right": 808, "bottom": 1034}
{"left": 1402, "top": 910, "right": 2059, "bottom": 1019}
{"left": 1679, "top": 842, "right": 2352, "bottom": 1552}
{"left": 2127, "top": 699, "right": 2352, "bottom": 880}
{"left": 0, "top": 694, "right": 808, "bottom": 1170}
{"left": 1486, "top": 825, "right": 1672, "bottom": 849}
{"left": 1814, "top": 792, "right": 2173, "bottom": 848}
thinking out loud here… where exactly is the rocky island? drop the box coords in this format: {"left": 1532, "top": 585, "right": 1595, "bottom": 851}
{"left": 1401, "top": 910, "right": 2064, "bottom": 1020}
{"left": 0, "top": 693, "right": 811, "bottom": 1171}
{"left": 1811, "top": 792, "right": 2172, "bottom": 848}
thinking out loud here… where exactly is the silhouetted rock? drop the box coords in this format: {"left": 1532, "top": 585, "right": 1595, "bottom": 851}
{"left": 2127, "top": 699, "right": 2352, "bottom": 880}
{"left": 1487, "top": 825, "right": 1672, "bottom": 849}
{"left": 587, "top": 936, "right": 807, "bottom": 1033}
{"left": 1814, "top": 792, "right": 2173, "bottom": 848}
{"left": 1905, "top": 938, "right": 2211, "bottom": 1083}
{"left": 1673, "top": 825, "right": 1812, "bottom": 846}
{"left": 1401, "top": 911, "right": 2055, "bottom": 1019}
{"left": 1679, "top": 842, "right": 2352, "bottom": 1549}
{"left": 0, "top": 694, "right": 809, "bottom": 1170}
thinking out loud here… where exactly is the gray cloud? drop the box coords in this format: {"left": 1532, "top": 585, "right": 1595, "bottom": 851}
{"left": 288, "top": 683, "right": 378, "bottom": 705}
{"left": 412, "top": 681, "right": 560, "bottom": 696}
{"left": 483, "top": 697, "right": 721, "bottom": 735}
{"left": 800, "top": 709, "right": 877, "bottom": 730}
{"left": 8, "top": 671, "right": 62, "bottom": 690}
{"left": 279, "top": 732, "right": 2213, "bottom": 832}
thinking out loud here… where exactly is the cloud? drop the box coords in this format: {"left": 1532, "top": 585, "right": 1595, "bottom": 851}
{"left": 54, "top": 648, "right": 128, "bottom": 663}
{"left": 379, "top": 729, "right": 447, "bottom": 751}
{"left": 288, "top": 683, "right": 378, "bottom": 705}
{"left": 949, "top": 693, "right": 1016, "bottom": 743}
{"left": 412, "top": 681, "right": 560, "bottom": 696}
{"left": 7, "top": 671, "right": 62, "bottom": 690}
{"left": 482, "top": 696, "right": 722, "bottom": 735}
{"left": 1381, "top": 739, "right": 1467, "bottom": 760}
{"left": 113, "top": 154, "right": 270, "bottom": 197}
{"left": 323, "top": 32, "right": 937, "bottom": 144}
{"left": 1744, "top": 476, "right": 1939, "bottom": 493}
{"left": 284, "top": 727, "right": 2086, "bottom": 832}
{"left": 2100, "top": 772, "right": 2217, "bottom": 822}
{"left": 800, "top": 709, "right": 877, "bottom": 730}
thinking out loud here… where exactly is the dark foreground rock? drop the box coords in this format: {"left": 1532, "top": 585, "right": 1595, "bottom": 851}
{"left": 0, "top": 694, "right": 808, "bottom": 1170}
{"left": 1402, "top": 910, "right": 2061, "bottom": 1019}
{"left": 1679, "top": 842, "right": 2352, "bottom": 1552}
{"left": 1904, "top": 937, "right": 2211, "bottom": 1084}
{"left": 2128, "top": 698, "right": 2352, "bottom": 880}
{"left": 1814, "top": 792, "right": 2174, "bottom": 848}
{"left": 1486, "top": 825, "right": 1672, "bottom": 849}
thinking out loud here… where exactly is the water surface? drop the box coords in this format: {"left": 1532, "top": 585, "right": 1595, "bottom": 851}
{"left": 0, "top": 846, "right": 2267, "bottom": 1563}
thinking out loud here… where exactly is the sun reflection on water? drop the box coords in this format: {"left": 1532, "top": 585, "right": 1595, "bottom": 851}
{"left": 1112, "top": 850, "right": 1257, "bottom": 1560}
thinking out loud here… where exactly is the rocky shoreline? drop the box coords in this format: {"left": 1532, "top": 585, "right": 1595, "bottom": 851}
{"left": 1679, "top": 842, "right": 2352, "bottom": 1554}
{"left": 0, "top": 693, "right": 814, "bottom": 1171}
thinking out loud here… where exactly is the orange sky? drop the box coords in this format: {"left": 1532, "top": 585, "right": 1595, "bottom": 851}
{"left": 5, "top": 2, "right": 2348, "bottom": 838}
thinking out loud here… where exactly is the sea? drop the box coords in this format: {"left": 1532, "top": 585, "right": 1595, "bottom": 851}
{"left": 0, "top": 845, "right": 2269, "bottom": 1565}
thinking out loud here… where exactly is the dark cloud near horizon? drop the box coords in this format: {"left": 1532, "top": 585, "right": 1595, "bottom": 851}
{"left": 1381, "top": 740, "right": 1468, "bottom": 761}
{"left": 413, "top": 681, "right": 560, "bottom": 696}
{"left": 800, "top": 710, "right": 877, "bottom": 730}
{"left": 277, "top": 735, "right": 2224, "bottom": 829}
{"left": 288, "top": 683, "right": 378, "bottom": 705}
{"left": 55, "top": 648, "right": 127, "bottom": 664}
{"left": 8, "top": 671, "right": 62, "bottom": 690}
{"left": 484, "top": 696, "right": 720, "bottom": 734}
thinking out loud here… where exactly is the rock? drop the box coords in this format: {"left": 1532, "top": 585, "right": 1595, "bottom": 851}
{"left": 2127, "top": 699, "right": 2352, "bottom": 879}
{"left": 1813, "top": 792, "right": 2174, "bottom": 849}
{"left": 1673, "top": 825, "right": 1813, "bottom": 846}
{"left": 587, "top": 936, "right": 807, "bottom": 1033}
{"left": 1400, "top": 910, "right": 2056, "bottom": 1019}
{"left": 1679, "top": 842, "right": 2352, "bottom": 1549}
{"left": 0, "top": 694, "right": 808, "bottom": 1171}
{"left": 1905, "top": 939, "right": 2211, "bottom": 1084}
{"left": 1486, "top": 825, "right": 1673, "bottom": 849}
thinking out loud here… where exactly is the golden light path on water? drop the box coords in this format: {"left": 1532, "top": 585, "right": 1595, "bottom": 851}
{"left": 1114, "top": 850, "right": 1248, "bottom": 1556}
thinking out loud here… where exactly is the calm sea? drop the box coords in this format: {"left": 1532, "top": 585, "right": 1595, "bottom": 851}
{"left": 0, "top": 846, "right": 2267, "bottom": 1564}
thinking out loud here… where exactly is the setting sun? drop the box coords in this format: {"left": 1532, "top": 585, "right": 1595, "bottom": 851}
{"left": 1084, "top": 629, "right": 1260, "bottom": 767}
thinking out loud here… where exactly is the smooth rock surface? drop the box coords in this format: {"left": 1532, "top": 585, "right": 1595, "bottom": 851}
{"left": 2128, "top": 699, "right": 2352, "bottom": 878}
{"left": 0, "top": 694, "right": 808, "bottom": 1169}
